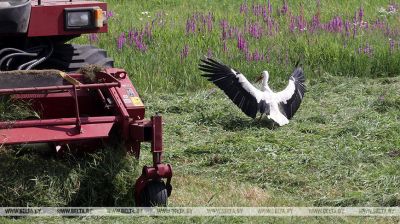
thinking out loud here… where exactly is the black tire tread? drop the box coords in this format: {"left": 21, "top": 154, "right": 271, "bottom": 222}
{"left": 43, "top": 44, "right": 114, "bottom": 72}
{"left": 141, "top": 181, "right": 168, "bottom": 207}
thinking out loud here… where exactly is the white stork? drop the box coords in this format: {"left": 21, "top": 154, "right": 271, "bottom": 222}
{"left": 199, "top": 58, "right": 306, "bottom": 126}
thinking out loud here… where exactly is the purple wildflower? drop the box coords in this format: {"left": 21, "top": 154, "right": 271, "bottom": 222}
{"left": 246, "top": 50, "right": 252, "bottom": 62}
{"left": 128, "top": 29, "right": 148, "bottom": 52}
{"left": 127, "top": 30, "right": 134, "bottom": 43}
{"left": 385, "top": 24, "right": 391, "bottom": 36}
{"left": 135, "top": 35, "right": 148, "bottom": 52}
{"left": 298, "top": 4, "right": 306, "bottom": 32}
{"left": 220, "top": 19, "right": 228, "bottom": 30}
{"left": 185, "top": 12, "right": 213, "bottom": 34}
{"left": 207, "top": 12, "right": 214, "bottom": 32}
{"left": 373, "top": 18, "right": 385, "bottom": 31}
{"left": 249, "top": 22, "right": 263, "bottom": 39}
{"left": 88, "top": 33, "right": 99, "bottom": 44}
{"left": 289, "top": 15, "right": 296, "bottom": 32}
{"left": 268, "top": 0, "right": 272, "bottom": 15}
{"left": 144, "top": 22, "right": 153, "bottom": 39}
{"left": 297, "top": 13, "right": 307, "bottom": 32}
{"left": 155, "top": 11, "right": 166, "bottom": 27}
{"left": 352, "top": 11, "right": 357, "bottom": 38}
{"left": 240, "top": 2, "right": 248, "bottom": 14}
{"left": 223, "top": 40, "right": 228, "bottom": 52}
{"left": 326, "top": 16, "right": 342, "bottom": 33}
{"left": 280, "top": 0, "right": 288, "bottom": 15}
{"left": 265, "top": 16, "right": 275, "bottom": 35}
{"left": 310, "top": 13, "right": 320, "bottom": 32}
{"left": 185, "top": 17, "right": 196, "bottom": 34}
{"left": 180, "top": 45, "right": 189, "bottom": 62}
{"left": 252, "top": 4, "right": 263, "bottom": 17}
{"left": 262, "top": 5, "right": 267, "bottom": 19}
{"left": 228, "top": 26, "right": 239, "bottom": 39}
{"left": 358, "top": 7, "right": 364, "bottom": 23}
{"left": 358, "top": 20, "right": 368, "bottom": 30}
{"left": 117, "top": 33, "right": 126, "bottom": 50}
{"left": 357, "top": 43, "right": 373, "bottom": 56}
{"left": 363, "top": 43, "right": 373, "bottom": 56}
{"left": 266, "top": 48, "right": 271, "bottom": 63}
{"left": 275, "top": 22, "right": 280, "bottom": 34}
{"left": 252, "top": 49, "right": 261, "bottom": 61}
{"left": 237, "top": 33, "right": 248, "bottom": 52}
{"left": 344, "top": 20, "right": 351, "bottom": 37}
{"left": 389, "top": 38, "right": 395, "bottom": 52}
{"left": 106, "top": 11, "right": 114, "bottom": 19}
{"left": 220, "top": 19, "right": 229, "bottom": 40}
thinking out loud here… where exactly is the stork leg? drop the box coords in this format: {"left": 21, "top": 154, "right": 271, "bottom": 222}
{"left": 257, "top": 113, "right": 264, "bottom": 121}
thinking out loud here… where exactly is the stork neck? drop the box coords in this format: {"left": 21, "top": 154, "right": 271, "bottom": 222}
{"left": 261, "top": 81, "right": 271, "bottom": 92}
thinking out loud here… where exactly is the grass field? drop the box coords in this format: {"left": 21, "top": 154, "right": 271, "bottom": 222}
{"left": 90, "top": 0, "right": 400, "bottom": 93}
{"left": 1, "top": 0, "right": 400, "bottom": 223}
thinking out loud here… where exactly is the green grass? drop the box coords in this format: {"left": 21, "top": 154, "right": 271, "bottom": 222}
{"left": 1, "top": 75, "right": 400, "bottom": 222}
{"left": 80, "top": 0, "right": 400, "bottom": 93}
{"left": 1, "top": 0, "right": 400, "bottom": 223}
{"left": 145, "top": 75, "right": 400, "bottom": 207}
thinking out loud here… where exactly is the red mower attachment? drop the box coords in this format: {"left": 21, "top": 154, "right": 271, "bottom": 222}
{"left": 0, "top": 68, "right": 172, "bottom": 206}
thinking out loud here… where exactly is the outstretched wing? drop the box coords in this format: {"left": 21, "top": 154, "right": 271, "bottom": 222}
{"left": 199, "top": 58, "right": 263, "bottom": 118}
{"left": 275, "top": 67, "right": 306, "bottom": 119}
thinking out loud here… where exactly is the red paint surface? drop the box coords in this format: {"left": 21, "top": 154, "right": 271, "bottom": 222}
{"left": 0, "top": 123, "right": 114, "bottom": 144}
{"left": 28, "top": 1, "right": 107, "bottom": 37}
{"left": 0, "top": 68, "right": 173, "bottom": 204}
{"left": 151, "top": 116, "right": 163, "bottom": 154}
{"left": 0, "top": 116, "right": 118, "bottom": 129}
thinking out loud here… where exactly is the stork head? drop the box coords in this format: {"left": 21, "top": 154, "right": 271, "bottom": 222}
{"left": 256, "top": 70, "right": 269, "bottom": 83}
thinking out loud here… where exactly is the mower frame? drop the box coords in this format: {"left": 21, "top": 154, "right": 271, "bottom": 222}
{"left": 0, "top": 68, "right": 173, "bottom": 206}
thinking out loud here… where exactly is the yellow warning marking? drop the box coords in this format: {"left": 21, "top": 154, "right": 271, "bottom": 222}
{"left": 130, "top": 97, "right": 144, "bottom": 106}
{"left": 59, "top": 72, "right": 81, "bottom": 85}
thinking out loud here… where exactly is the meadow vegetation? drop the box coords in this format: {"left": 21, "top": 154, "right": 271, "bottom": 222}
{"left": 89, "top": 0, "right": 400, "bottom": 92}
{"left": 0, "top": 0, "right": 400, "bottom": 223}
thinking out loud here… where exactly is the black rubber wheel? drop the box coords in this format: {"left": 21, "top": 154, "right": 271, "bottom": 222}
{"left": 141, "top": 181, "right": 168, "bottom": 207}
{"left": 42, "top": 44, "right": 114, "bottom": 72}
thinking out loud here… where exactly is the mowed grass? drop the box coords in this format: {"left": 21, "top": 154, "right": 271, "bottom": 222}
{"left": 1, "top": 0, "right": 400, "bottom": 223}
{"left": 145, "top": 74, "right": 400, "bottom": 208}
{"left": 1, "top": 74, "right": 400, "bottom": 223}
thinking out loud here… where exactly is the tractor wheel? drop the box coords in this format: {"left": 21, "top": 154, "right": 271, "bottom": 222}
{"left": 141, "top": 180, "right": 168, "bottom": 207}
{"left": 43, "top": 44, "right": 114, "bottom": 72}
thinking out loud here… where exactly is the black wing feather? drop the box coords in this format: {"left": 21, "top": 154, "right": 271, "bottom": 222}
{"left": 280, "top": 67, "right": 306, "bottom": 119}
{"left": 199, "top": 58, "right": 259, "bottom": 118}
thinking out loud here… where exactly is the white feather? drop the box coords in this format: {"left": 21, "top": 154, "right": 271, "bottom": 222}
{"left": 274, "top": 80, "right": 296, "bottom": 104}
{"left": 259, "top": 71, "right": 296, "bottom": 126}
{"left": 233, "top": 69, "right": 263, "bottom": 102}
{"left": 233, "top": 69, "right": 295, "bottom": 126}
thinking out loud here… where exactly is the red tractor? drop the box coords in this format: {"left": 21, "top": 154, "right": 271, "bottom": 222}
{"left": 0, "top": 0, "right": 172, "bottom": 206}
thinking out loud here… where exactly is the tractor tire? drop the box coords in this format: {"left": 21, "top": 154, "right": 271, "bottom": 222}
{"left": 141, "top": 181, "right": 168, "bottom": 207}
{"left": 43, "top": 44, "right": 114, "bottom": 72}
